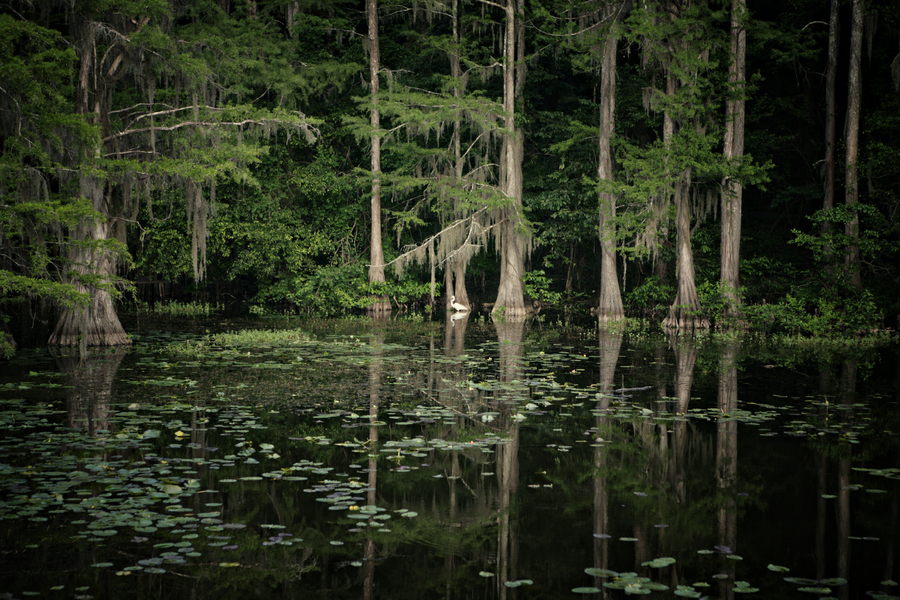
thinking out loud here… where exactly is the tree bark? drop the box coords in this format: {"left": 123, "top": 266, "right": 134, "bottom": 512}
{"left": 49, "top": 176, "right": 130, "bottom": 348}
{"left": 367, "top": 0, "right": 390, "bottom": 312}
{"left": 844, "top": 0, "right": 863, "bottom": 290}
{"left": 597, "top": 16, "right": 624, "bottom": 322}
{"left": 51, "top": 16, "right": 129, "bottom": 348}
{"left": 720, "top": 0, "right": 746, "bottom": 323}
{"left": 452, "top": 258, "right": 470, "bottom": 308}
{"left": 664, "top": 168, "right": 709, "bottom": 331}
{"left": 822, "top": 0, "right": 839, "bottom": 274}
{"left": 492, "top": 0, "right": 528, "bottom": 320}
{"left": 661, "top": 0, "right": 708, "bottom": 332}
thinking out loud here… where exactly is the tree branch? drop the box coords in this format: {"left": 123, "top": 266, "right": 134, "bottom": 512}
{"left": 102, "top": 118, "right": 273, "bottom": 142}
{"left": 378, "top": 206, "right": 505, "bottom": 270}
{"left": 475, "top": 0, "right": 506, "bottom": 10}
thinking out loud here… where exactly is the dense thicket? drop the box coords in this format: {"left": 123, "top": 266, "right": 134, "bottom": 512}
{"left": 2, "top": 0, "right": 899, "bottom": 346}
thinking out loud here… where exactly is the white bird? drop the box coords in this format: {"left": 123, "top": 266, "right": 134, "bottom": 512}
{"left": 450, "top": 295, "right": 469, "bottom": 312}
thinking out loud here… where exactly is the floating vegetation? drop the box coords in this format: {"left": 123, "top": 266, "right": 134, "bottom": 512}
{"left": 126, "top": 300, "right": 225, "bottom": 317}
{"left": 732, "top": 581, "right": 760, "bottom": 593}
{"left": 0, "top": 323, "right": 897, "bottom": 598}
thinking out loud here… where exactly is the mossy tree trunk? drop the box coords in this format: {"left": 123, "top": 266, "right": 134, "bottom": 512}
{"left": 48, "top": 177, "right": 129, "bottom": 348}
{"left": 596, "top": 16, "right": 624, "bottom": 322}
{"left": 822, "top": 0, "right": 840, "bottom": 275}
{"left": 664, "top": 169, "right": 709, "bottom": 331}
{"left": 720, "top": 0, "right": 747, "bottom": 323}
{"left": 367, "top": 0, "right": 390, "bottom": 313}
{"left": 492, "top": 0, "right": 528, "bottom": 320}
{"left": 843, "top": 0, "right": 863, "bottom": 290}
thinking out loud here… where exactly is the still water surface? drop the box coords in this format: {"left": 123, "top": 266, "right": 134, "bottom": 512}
{"left": 0, "top": 317, "right": 898, "bottom": 600}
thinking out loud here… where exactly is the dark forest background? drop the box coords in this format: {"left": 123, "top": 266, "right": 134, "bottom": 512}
{"left": 2, "top": 0, "right": 899, "bottom": 350}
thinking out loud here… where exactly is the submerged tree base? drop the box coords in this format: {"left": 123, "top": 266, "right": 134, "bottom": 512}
{"left": 491, "top": 304, "right": 530, "bottom": 321}
{"left": 594, "top": 307, "right": 625, "bottom": 323}
{"left": 663, "top": 305, "right": 710, "bottom": 332}
{"left": 48, "top": 292, "right": 131, "bottom": 347}
{"left": 366, "top": 297, "right": 392, "bottom": 315}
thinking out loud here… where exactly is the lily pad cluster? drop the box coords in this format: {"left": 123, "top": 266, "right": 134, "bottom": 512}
{"left": 1, "top": 327, "right": 897, "bottom": 599}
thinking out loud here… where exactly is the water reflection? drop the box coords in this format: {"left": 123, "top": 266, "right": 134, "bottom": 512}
{"left": 363, "top": 332, "right": 382, "bottom": 600}
{"left": 0, "top": 323, "right": 898, "bottom": 599}
{"left": 592, "top": 325, "right": 623, "bottom": 598}
{"left": 672, "top": 340, "right": 699, "bottom": 505}
{"left": 494, "top": 319, "right": 524, "bottom": 599}
{"left": 56, "top": 347, "right": 128, "bottom": 434}
{"left": 717, "top": 340, "right": 739, "bottom": 600}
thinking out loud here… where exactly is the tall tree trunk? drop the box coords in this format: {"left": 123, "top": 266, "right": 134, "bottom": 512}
{"left": 367, "top": 0, "right": 390, "bottom": 312}
{"left": 844, "top": 0, "right": 863, "bottom": 291}
{"left": 720, "top": 0, "right": 746, "bottom": 322}
{"left": 492, "top": 0, "right": 528, "bottom": 319}
{"left": 51, "top": 18, "right": 129, "bottom": 348}
{"left": 661, "top": 2, "right": 708, "bottom": 332}
{"left": 447, "top": 0, "right": 471, "bottom": 311}
{"left": 597, "top": 15, "right": 624, "bottom": 322}
{"left": 49, "top": 176, "right": 129, "bottom": 347}
{"left": 822, "top": 0, "right": 840, "bottom": 275}
{"left": 664, "top": 168, "right": 709, "bottom": 331}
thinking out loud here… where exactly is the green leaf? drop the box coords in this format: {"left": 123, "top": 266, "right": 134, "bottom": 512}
{"left": 585, "top": 568, "right": 619, "bottom": 577}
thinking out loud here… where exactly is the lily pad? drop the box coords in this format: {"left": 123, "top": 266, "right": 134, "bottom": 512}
{"left": 585, "top": 568, "right": 619, "bottom": 577}
{"left": 641, "top": 557, "right": 676, "bottom": 568}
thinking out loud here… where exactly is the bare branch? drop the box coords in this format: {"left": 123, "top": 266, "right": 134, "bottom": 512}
{"left": 475, "top": 0, "right": 507, "bottom": 10}
{"left": 108, "top": 102, "right": 174, "bottom": 115}
{"left": 103, "top": 118, "right": 274, "bottom": 142}
{"left": 130, "top": 105, "right": 222, "bottom": 124}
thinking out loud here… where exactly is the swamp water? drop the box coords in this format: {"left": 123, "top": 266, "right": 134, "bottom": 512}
{"left": 0, "top": 317, "right": 898, "bottom": 600}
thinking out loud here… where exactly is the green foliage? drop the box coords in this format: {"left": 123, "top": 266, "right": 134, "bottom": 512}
{"left": 523, "top": 270, "right": 562, "bottom": 305}
{"left": 0, "top": 14, "right": 126, "bottom": 327}
{"left": 625, "top": 279, "right": 674, "bottom": 321}
{"left": 697, "top": 280, "right": 751, "bottom": 330}
{"left": 0, "top": 15, "right": 95, "bottom": 172}
{"left": 0, "top": 331, "right": 14, "bottom": 360}
{"left": 3, "top": 0, "right": 896, "bottom": 334}
{"left": 744, "top": 287, "right": 884, "bottom": 337}
{"left": 134, "top": 219, "right": 193, "bottom": 282}
{"left": 791, "top": 204, "right": 899, "bottom": 277}
{"left": 127, "top": 300, "right": 224, "bottom": 317}
{"left": 0, "top": 195, "right": 129, "bottom": 312}
{"left": 163, "top": 327, "right": 313, "bottom": 355}
{"left": 277, "top": 264, "right": 435, "bottom": 316}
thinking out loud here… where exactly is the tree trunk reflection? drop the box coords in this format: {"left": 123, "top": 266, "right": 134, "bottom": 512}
{"left": 56, "top": 347, "right": 128, "bottom": 434}
{"left": 716, "top": 340, "right": 740, "bottom": 600}
{"left": 593, "top": 326, "right": 623, "bottom": 597}
{"left": 495, "top": 320, "right": 523, "bottom": 599}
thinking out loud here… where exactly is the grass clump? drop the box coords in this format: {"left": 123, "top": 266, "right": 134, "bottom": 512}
{"left": 164, "top": 328, "right": 312, "bottom": 356}
{"left": 128, "top": 300, "right": 225, "bottom": 317}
